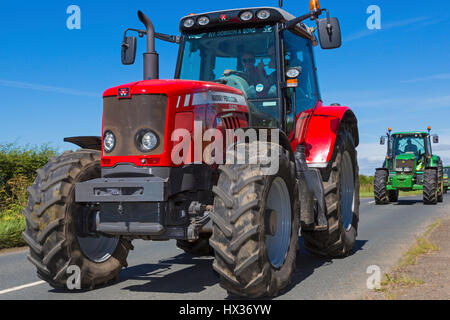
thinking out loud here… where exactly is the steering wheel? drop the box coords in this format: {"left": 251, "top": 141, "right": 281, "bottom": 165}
{"left": 218, "top": 73, "right": 251, "bottom": 97}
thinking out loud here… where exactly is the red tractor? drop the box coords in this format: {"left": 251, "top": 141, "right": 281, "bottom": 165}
{"left": 23, "top": 1, "right": 359, "bottom": 298}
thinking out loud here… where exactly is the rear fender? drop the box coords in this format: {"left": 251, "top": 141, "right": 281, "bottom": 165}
{"left": 303, "top": 105, "right": 359, "bottom": 167}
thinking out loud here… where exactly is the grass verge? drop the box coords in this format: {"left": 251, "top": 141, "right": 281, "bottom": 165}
{"left": 374, "top": 219, "right": 442, "bottom": 299}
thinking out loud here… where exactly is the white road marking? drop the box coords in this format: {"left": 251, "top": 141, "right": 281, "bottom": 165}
{"left": 368, "top": 201, "right": 375, "bottom": 204}
{"left": 0, "top": 281, "right": 45, "bottom": 295}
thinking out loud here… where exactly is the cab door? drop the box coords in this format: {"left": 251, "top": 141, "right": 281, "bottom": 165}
{"left": 281, "top": 30, "right": 321, "bottom": 148}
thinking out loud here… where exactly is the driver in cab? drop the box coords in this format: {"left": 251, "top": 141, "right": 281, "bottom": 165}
{"left": 404, "top": 139, "right": 418, "bottom": 154}
{"left": 223, "top": 51, "right": 275, "bottom": 97}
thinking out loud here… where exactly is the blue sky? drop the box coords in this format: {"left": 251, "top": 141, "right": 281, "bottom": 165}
{"left": 0, "top": 0, "right": 449, "bottom": 174}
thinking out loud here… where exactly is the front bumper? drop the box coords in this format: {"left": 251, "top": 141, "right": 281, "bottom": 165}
{"left": 75, "top": 177, "right": 168, "bottom": 203}
{"left": 387, "top": 174, "right": 423, "bottom": 191}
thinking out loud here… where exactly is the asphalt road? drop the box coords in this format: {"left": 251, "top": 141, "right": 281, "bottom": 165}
{"left": 1, "top": 194, "right": 448, "bottom": 300}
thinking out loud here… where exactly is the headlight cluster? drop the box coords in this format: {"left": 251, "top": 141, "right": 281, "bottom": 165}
{"left": 395, "top": 167, "right": 413, "bottom": 173}
{"left": 103, "top": 129, "right": 158, "bottom": 153}
{"left": 183, "top": 10, "right": 271, "bottom": 28}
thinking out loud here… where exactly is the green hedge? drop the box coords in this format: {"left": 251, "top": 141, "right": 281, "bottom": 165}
{"left": 0, "top": 144, "right": 57, "bottom": 249}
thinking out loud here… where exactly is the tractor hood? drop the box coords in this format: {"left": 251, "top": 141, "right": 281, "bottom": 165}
{"left": 395, "top": 154, "right": 416, "bottom": 161}
{"left": 103, "top": 79, "right": 245, "bottom": 99}
{"left": 101, "top": 79, "right": 248, "bottom": 168}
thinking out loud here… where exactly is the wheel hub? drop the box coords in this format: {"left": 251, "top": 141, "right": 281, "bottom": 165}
{"left": 265, "top": 177, "right": 291, "bottom": 269}
{"left": 265, "top": 209, "right": 277, "bottom": 236}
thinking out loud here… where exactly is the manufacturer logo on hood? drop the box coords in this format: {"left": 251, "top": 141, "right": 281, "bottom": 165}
{"left": 118, "top": 87, "right": 130, "bottom": 98}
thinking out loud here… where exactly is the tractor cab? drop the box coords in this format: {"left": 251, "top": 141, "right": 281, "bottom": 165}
{"left": 122, "top": 5, "right": 342, "bottom": 136}
{"left": 175, "top": 7, "right": 338, "bottom": 132}
{"left": 390, "top": 132, "right": 430, "bottom": 173}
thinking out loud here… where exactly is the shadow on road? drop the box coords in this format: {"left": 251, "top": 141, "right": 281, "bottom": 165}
{"left": 78, "top": 236, "right": 368, "bottom": 298}
{"left": 228, "top": 237, "right": 368, "bottom": 300}
{"left": 120, "top": 253, "right": 219, "bottom": 294}
{"left": 395, "top": 199, "right": 423, "bottom": 205}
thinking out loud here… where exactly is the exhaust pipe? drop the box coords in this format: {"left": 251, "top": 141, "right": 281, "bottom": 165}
{"left": 138, "top": 10, "right": 159, "bottom": 80}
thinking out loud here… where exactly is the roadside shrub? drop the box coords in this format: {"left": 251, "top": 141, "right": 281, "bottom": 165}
{"left": 0, "top": 144, "right": 58, "bottom": 249}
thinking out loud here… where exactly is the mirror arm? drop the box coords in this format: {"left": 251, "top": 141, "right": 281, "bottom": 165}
{"left": 155, "top": 32, "right": 181, "bottom": 44}
{"left": 282, "top": 12, "right": 314, "bottom": 31}
{"left": 121, "top": 28, "right": 146, "bottom": 47}
{"left": 282, "top": 8, "right": 329, "bottom": 31}
{"left": 121, "top": 28, "right": 180, "bottom": 46}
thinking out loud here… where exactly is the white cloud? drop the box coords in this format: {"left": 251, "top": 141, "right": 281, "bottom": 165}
{"left": 0, "top": 79, "right": 97, "bottom": 97}
{"left": 344, "top": 16, "right": 430, "bottom": 42}
{"left": 401, "top": 73, "right": 450, "bottom": 83}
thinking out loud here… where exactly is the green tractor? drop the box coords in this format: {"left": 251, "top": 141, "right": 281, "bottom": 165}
{"left": 374, "top": 127, "right": 444, "bottom": 205}
{"left": 444, "top": 166, "right": 450, "bottom": 193}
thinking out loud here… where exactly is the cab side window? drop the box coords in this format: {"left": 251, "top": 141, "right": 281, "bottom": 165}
{"left": 283, "top": 31, "right": 319, "bottom": 113}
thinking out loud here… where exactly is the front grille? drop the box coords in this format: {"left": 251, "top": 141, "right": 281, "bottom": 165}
{"left": 222, "top": 116, "right": 241, "bottom": 129}
{"left": 395, "top": 158, "right": 415, "bottom": 174}
{"left": 103, "top": 95, "right": 168, "bottom": 156}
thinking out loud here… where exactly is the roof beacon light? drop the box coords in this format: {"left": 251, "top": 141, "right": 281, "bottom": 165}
{"left": 427, "top": 126, "right": 431, "bottom": 131}
{"left": 388, "top": 127, "right": 392, "bottom": 132}
{"left": 310, "top": 0, "right": 321, "bottom": 11}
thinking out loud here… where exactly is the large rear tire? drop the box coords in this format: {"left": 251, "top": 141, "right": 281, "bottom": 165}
{"left": 302, "top": 124, "right": 359, "bottom": 257}
{"left": 437, "top": 162, "right": 443, "bottom": 203}
{"left": 374, "top": 170, "right": 389, "bottom": 205}
{"left": 423, "top": 168, "right": 438, "bottom": 205}
{"left": 22, "top": 150, "right": 132, "bottom": 290}
{"left": 210, "top": 144, "right": 299, "bottom": 298}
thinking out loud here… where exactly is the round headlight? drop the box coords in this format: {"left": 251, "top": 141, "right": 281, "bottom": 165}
{"left": 240, "top": 11, "right": 253, "bottom": 21}
{"left": 103, "top": 131, "right": 116, "bottom": 153}
{"left": 256, "top": 10, "right": 271, "bottom": 20}
{"left": 135, "top": 129, "right": 158, "bottom": 152}
{"left": 183, "top": 18, "right": 195, "bottom": 28}
{"left": 198, "top": 16, "right": 210, "bottom": 26}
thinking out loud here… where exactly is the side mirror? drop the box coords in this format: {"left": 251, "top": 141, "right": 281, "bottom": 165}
{"left": 316, "top": 17, "right": 341, "bottom": 49}
{"left": 380, "top": 137, "right": 386, "bottom": 145}
{"left": 433, "top": 135, "right": 439, "bottom": 143}
{"left": 121, "top": 36, "right": 137, "bottom": 65}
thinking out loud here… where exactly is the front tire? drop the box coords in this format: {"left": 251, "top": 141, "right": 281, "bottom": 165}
{"left": 302, "top": 123, "right": 359, "bottom": 257}
{"left": 374, "top": 170, "right": 389, "bottom": 205}
{"left": 22, "top": 150, "right": 132, "bottom": 290}
{"left": 210, "top": 144, "right": 299, "bottom": 298}
{"left": 388, "top": 190, "right": 399, "bottom": 202}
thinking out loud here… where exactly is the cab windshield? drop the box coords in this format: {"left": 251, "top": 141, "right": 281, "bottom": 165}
{"left": 179, "top": 26, "right": 280, "bottom": 126}
{"left": 393, "top": 135, "right": 426, "bottom": 156}
{"left": 444, "top": 167, "right": 450, "bottom": 176}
